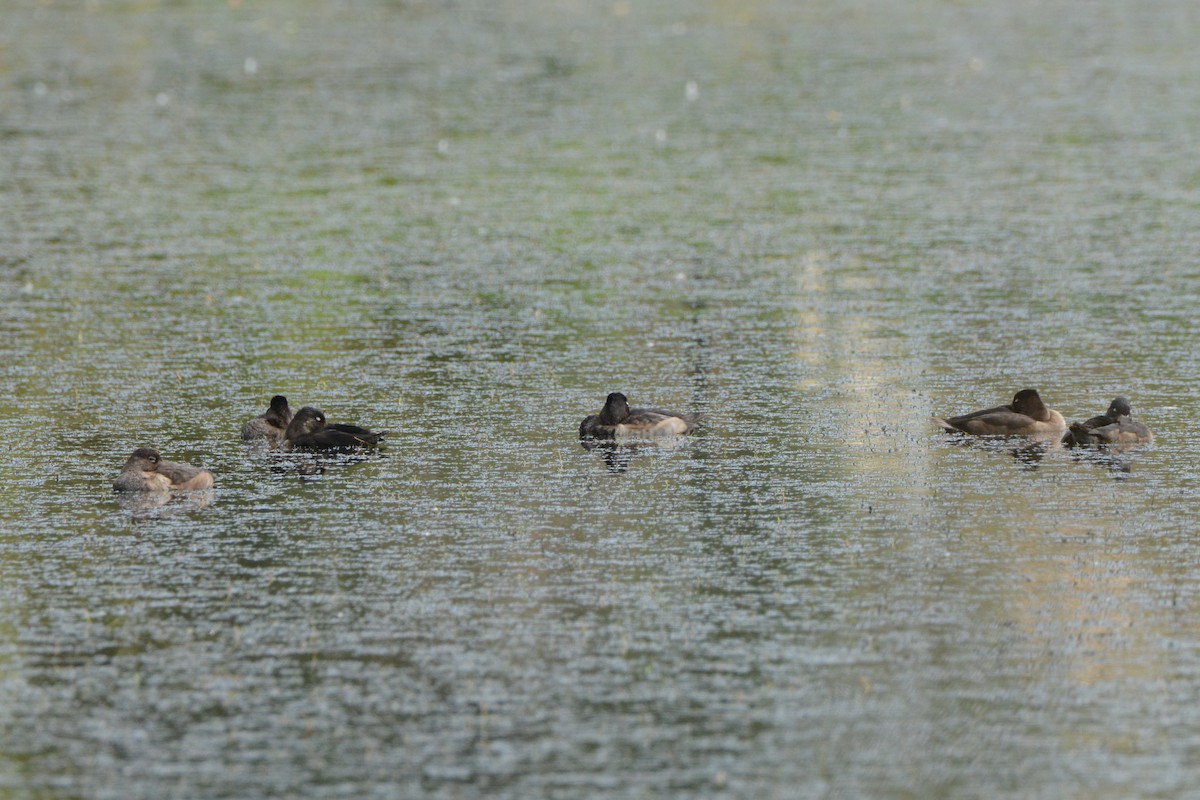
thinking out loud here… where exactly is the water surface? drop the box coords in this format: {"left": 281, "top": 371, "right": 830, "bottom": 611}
{"left": 3, "top": 1, "right": 1200, "bottom": 797}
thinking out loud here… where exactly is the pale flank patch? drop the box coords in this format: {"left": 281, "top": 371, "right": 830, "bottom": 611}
{"left": 144, "top": 472, "right": 174, "bottom": 492}
{"left": 176, "top": 471, "right": 215, "bottom": 491}
{"left": 615, "top": 416, "right": 688, "bottom": 440}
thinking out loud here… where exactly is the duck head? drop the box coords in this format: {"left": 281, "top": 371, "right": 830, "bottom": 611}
{"left": 1106, "top": 396, "right": 1132, "bottom": 420}
{"left": 285, "top": 406, "right": 327, "bottom": 439}
{"left": 598, "top": 392, "right": 630, "bottom": 425}
{"left": 123, "top": 448, "right": 162, "bottom": 472}
{"left": 267, "top": 395, "right": 293, "bottom": 426}
{"left": 1011, "top": 389, "right": 1051, "bottom": 421}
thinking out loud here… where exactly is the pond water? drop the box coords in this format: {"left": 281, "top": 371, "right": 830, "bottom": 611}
{"left": 4, "top": 1, "right": 1200, "bottom": 797}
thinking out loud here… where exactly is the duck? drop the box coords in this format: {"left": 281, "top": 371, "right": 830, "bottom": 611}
{"left": 241, "top": 395, "right": 293, "bottom": 442}
{"left": 113, "top": 448, "right": 214, "bottom": 492}
{"left": 579, "top": 392, "right": 704, "bottom": 440}
{"left": 1062, "top": 396, "right": 1152, "bottom": 447}
{"left": 283, "top": 406, "right": 387, "bottom": 451}
{"left": 933, "top": 388, "right": 1067, "bottom": 436}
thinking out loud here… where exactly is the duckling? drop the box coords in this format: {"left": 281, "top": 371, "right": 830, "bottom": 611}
{"left": 579, "top": 392, "right": 704, "bottom": 440}
{"left": 241, "top": 395, "right": 293, "bottom": 442}
{"left": 933, "top": 388, "right": 1066, "bottom": 436}
{"left": 113, "top": 448, "right": 214, "bottom": 492}
{"left": 283, "top": 406, "right": 386, "bottom": 451}
{"left": 1063, "top": 396, "right": 1152, "bottom": 447}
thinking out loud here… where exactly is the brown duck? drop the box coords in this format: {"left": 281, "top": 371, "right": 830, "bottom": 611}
{"left": 113, "top": 448, "right": 214, "bottom": 492}
{"left": 579, "top": 392, "right": 704, "bottom": 440}
{"left": 933, "top": 389, "right": 1066, "bottom": 436}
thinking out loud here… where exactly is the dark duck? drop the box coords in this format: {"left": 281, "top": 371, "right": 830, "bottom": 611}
{"left": 241, "top": 395, "right": 293, "bottom": 442}
{"left": 283, "top": 406, "right": 387, "bottom": 451}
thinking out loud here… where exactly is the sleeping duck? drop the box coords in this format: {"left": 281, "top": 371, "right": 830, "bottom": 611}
{"left": 283, "top": 406, "right": 387, "bottom": 451}
{"left": 933, "top": 388, "right": 1067, "bottom": 436}
{"left": 241, "top": 395, "right": 293, "bottom": 443}
{"left": 113, "top": 448, "right": 214, "bottom": 492}
{"left": 579, "top": 392, "right": 704, "bottom": 441}
{"left": 1062, "top": 396, "right": 1152, "bottom": 447}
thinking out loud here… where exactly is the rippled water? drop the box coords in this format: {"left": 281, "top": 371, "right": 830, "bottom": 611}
{"left": 4, "top": 1, "right": 1200, "bottom": 797}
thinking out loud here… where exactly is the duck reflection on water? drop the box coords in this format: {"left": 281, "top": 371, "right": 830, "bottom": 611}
{"left": 268, "top": 444, "right": 389, "bottom": 480}
{"left": 115, "top": 487, "right": 214, "bottom": 521}
{"left": 580, "top": 436, "right": 697, "bottom": 473}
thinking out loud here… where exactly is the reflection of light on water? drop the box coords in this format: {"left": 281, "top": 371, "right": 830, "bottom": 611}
{"left": 795, "top": 250, "right": 932, "bottom": 515}
{"left": 1006, "top": 536, "right": 1166, "bottom": 692}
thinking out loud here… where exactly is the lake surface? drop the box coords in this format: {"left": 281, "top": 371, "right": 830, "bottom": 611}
{"left": 3, "top": 1, "right": 1200, "bottom": 797}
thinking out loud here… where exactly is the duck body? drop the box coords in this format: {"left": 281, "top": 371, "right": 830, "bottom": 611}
{"left": 580, "top": 392, "right": 704, "bottom": 441}
{"left": 1063, "top": 396, "right": 1153, "bottom": 447}
{"left": 241, "top": 395, "right": 293, "bottom": 442}
{"left": 113, "top": 448, "right": 215, "bottom": 492}
{"left": 933, "top": 389, "right": 1066, "bottom": 436}
{"left": 283, "top": 406, "right": 386, "bottom": 451}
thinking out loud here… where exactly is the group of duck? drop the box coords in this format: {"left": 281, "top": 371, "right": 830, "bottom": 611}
{"left": 112, "top": 397, "right": 389, "bottom": 493}
{"left": 932, "top": 388, "right": 1152, "bottom": 446}
{"left": 112, "top": 388, "right": 1149, "bottom": 494}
